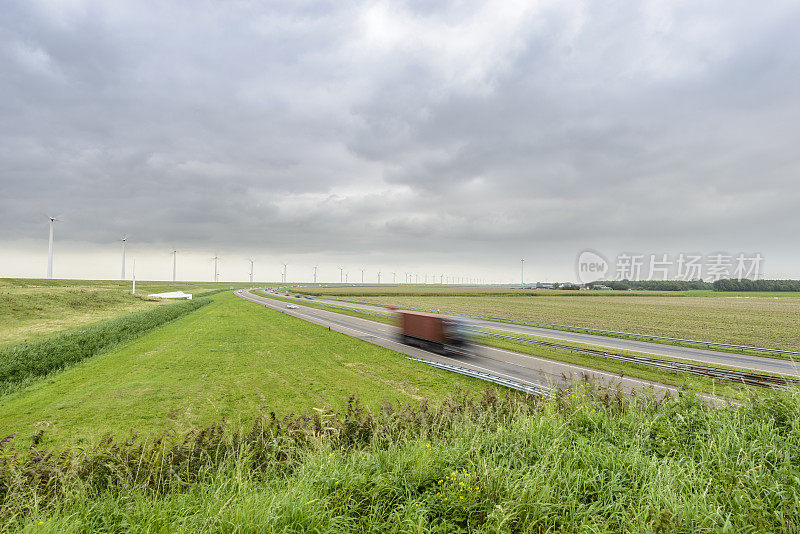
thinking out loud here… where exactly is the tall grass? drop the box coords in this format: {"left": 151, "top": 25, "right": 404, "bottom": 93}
{"left": 2, "top": 387, "right": 798, "bottom": 532}
{"left": 0, "top": 297, "right": 210, "bottom": 394}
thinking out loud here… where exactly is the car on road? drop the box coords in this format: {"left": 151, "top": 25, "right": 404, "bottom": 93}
{"left": 286, "top": 304, "right": 299, "bottom": 309}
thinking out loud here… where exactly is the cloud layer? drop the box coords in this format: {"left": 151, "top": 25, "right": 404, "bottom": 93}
{"left": 2, "top": 0, "right": 799, "bottom": 280}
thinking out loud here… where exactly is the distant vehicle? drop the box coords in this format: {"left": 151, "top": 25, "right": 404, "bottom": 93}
{"left": 304, "top": 295, "right": 314, "bottom": 299}
{"left": 397, "top": 310, "right": 470, "bottom": 355}
{"left": 286, "top": 304, "right": 299, "bottom": 309}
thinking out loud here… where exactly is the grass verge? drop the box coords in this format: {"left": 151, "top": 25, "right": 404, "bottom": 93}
{"left": 0, "top": 292, "right": 479, "bottom": 447}
{"left": 0, "top": 297, "right": 211, "bottom": 395}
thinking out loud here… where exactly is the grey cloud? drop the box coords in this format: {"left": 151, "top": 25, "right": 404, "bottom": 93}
{"left": 2, "top": 0, "right": 800, "bottom": 278}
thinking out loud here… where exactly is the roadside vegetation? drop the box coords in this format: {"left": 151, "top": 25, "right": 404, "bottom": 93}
{"left": 0, "top": 278, "right": 253, "bottom": 347}
{"left": 2, "top": 387, "right": 797, "bottom": 532}
{"left": 0, "top": 292, "right": 478, "bottom": 447}
{"left": 0, "top": 297, "right": 211, "bottom": 395}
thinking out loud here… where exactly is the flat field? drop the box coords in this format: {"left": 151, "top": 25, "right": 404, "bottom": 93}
{"left": 0, "top": 278, "right": 253, "bottom": 347}
{"left": 0, "top": 291, "right": 478, "bottom": 446}
{"left": 296, "top": 287, "right": 800, "bottom": 350}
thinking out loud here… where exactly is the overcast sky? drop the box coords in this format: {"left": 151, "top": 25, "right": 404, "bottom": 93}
{"left": 2, "top": 0, "right": 799, "bottom": 282}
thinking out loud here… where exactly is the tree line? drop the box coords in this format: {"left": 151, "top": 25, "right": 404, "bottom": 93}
{"left": 580, "top": 279, "right": 800, "bottom": 292}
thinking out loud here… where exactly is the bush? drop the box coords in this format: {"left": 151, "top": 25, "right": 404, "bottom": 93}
{"left": 0, "top": 297, "right": 210, "bottom": 394}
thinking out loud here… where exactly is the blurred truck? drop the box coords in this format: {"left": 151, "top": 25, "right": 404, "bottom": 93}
{"left": 397, "top": 310, "right": 470, "bottom": 355}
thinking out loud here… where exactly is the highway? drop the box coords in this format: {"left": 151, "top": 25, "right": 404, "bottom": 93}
{"left": 237, "top": 289, "right": 731, "bottom": 406}
{"left": 281, "top": 293, "right": 800, "bottom": 378}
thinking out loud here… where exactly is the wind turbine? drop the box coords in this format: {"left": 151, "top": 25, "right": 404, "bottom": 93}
{"left": 339, "top": 267, "right": 344, "bottom": 283}
{"left": 171, "top": 250, "right": 178, "bottom": 282}
{"left": 313, "top": 265, "right": 318, "bottom": 284}
{"left": 46, "top": 216, "right": 57, "bottom": 279}
{"left": 212, "top": 254, "right": 220, "bottom": 282}
{"left": 521, "top": 258, "right": 525, "bottom": 289}
{"left": 248, "top": 258, "right": 255, "bottom": 284}
{"left": 281, "top": 262, "right": 287, "bottom": 284}
{"left": 345, "top": 272, "right": 348, "bottom": 283}
{"left": 120, "top": 236, "right": 127, "bottom": 280}
{"left": 377, "top": 271, "right": 381, "bottom": 284}
{"left": 360, "top": 268, "right": 365, "bottom": 284}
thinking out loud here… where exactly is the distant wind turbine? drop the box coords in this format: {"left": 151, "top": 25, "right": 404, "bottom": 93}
{"left": 248, "top": 258, "right": 255, "bottom": 284}
{"left": 46, "top": 216, "right": 57, "bottom": 279}
{"left": 377, "top": 271, "right": 381, "bottom": 284}
{"left": 212, "top": 254, "right": 220, "bottom": 282}
{"left": 171, "top": 250, "right": 178, "bottom": 282}
{"left": 281, "top": 262, "right": 287, "bottom": 284}
{"left": 313, "top": 265, "right": 318, "bottom": 284}
{"left": 120, "top": 236, "right": 127, "bottom": 280}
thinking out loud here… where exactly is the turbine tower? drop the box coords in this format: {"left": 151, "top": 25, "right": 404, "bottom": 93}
{"left": 120, "top": 236, "right": 127, "bottom": 280}
{"left": 521, "top": 258, "right": 525, "bottom": 289}
{"left": 46, "top": 217, "right": 56, "bottom": 279}
{"left": 212, "top": 254, "right": 220, "bottom": 282}
{"left": 172, "top": 250, "right": 178, "bottom": 282}
{"left": 377, "top": 271, "right": 381, "bottom": 284}
{"left": 392, "top": 272, "right": 396, "bottom": 284}
{"left": 248, "top": 258, "right": 254, "bottom": 284}
{"left": 339, "top": 267, "right": 344, "bottom": 283}
{"left": 313, "top": 265, "right": 318, "bottom": 284}
{"left": 360, "top": 268, "right": 365, "bottom": 284}
{"left": 281, "top": 262, "right": 287, "bottom": 284}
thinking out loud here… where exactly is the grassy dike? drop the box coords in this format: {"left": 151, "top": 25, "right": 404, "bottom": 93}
{"left": 0, "top": 292, "right": 479, "bottom": 447}
{"left": 0, "top": 297, "right": 211, "bottom": 395}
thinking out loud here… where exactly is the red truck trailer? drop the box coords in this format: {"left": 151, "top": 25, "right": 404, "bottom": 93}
{"left": 398, "top": 310, "right": 470, "bottom": 355}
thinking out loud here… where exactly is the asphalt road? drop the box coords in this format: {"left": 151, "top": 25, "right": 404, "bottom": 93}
{"left": 238, "top": 289, "right": 730, "bottom": 406}
{"left": 280, "top": 293, "right": 800, "bottom": 377}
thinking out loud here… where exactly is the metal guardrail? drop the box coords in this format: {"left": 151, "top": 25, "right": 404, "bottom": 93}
{"left": 406, "top": 357, "right": 553, "bottom": 397}
{"left": 475, "top": 330, "right": 800, "bottom": 389}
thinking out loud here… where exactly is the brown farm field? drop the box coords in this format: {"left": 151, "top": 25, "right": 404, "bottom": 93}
{"left": 293, "top": 287, "right": 800, "bottom": 351}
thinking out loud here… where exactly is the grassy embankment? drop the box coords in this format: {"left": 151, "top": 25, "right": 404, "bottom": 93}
{"left": 0, "top": 291, "right": 479, "bottom": 447}
{"left": 294, "top": 286, "right": 800, "bottom": 352}
{"left": 2, "top": 388, "right": 798, "bottom": 532}
{"left": 0, "top": 278, "right": 255, "bottom": 347}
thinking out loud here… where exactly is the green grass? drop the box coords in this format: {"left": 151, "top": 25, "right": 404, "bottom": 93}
{"left": 0, "top": 297, "right": 211, "bottom": 395}
{"left": 299, "top": 290, "right": 800, "bottom": 351}
{"left": 3, "top": 388, "right": 798, "bottom": 532}
{"left": 0, "top": 278, "right": 258, "bottom": 347}
{"left": 0, "top": 292, "right": 479, "bottom": 448}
